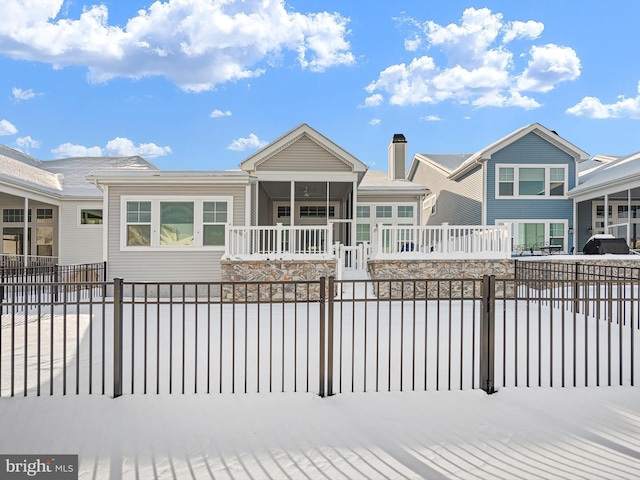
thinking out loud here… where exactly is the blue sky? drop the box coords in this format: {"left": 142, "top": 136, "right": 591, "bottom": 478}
{"left": 1, "top": 0, "right": 639, "bottom": 171}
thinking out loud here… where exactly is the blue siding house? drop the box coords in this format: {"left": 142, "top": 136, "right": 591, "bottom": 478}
{"left": 408, "top": 123, "right": 589, "bottom": 254}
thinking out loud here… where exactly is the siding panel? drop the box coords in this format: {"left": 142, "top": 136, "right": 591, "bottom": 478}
{"left": 258, "top": 136, "right": 352, "bottom": 172}
{"left": 58, "top": 200, "right": 103, "bottom": 265}
{"left": 410, "top": 162, "right": 482, "bottom": 225}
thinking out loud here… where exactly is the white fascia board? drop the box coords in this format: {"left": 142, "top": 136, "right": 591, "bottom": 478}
{"left": 0, "top": 180, "right": 62, "bottom": 205}
{"left": 569, "top": 175, "right": 640, "bottom": 202}
{"left": 254, "top": 172, "right": 359, "bottom": 182}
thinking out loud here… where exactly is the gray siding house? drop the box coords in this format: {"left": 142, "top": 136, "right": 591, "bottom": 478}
{"left": 408, "top": 123, "right": 590, "bottom": 254}
{"left": 1, "top": 124, "right": 428, "bottom": 280}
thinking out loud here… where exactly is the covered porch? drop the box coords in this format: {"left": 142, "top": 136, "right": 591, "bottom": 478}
{"left": 0, "top": 190, "right": 60, "bottom": 267}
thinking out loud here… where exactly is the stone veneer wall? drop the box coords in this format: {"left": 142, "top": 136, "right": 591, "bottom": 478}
{"left": 367, "top": 259, "right": 515, "bottom": 299}
{"left": 221, "top": 259, "right": 337, "bottom": 301}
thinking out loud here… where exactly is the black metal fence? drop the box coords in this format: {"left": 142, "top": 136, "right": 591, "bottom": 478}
{"left": 515, "top": 259, "right": 640, "bottom": 282}
{"left": 0, "top": 274, "right": 638, "bottom": 398}
{"left": 0, "top": 262, "right": 107, "bottom": 309}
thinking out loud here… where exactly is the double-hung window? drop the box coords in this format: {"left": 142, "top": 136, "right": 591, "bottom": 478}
{"left": 126, "top": 201, "right": 152, "bottom": 246}
{"left": 496, "top": 165, "right": 568, "bottom": 198}
{"left": 203, "top": 201, "right": 227, "bottom": 246}
{"left": 122, "top": 197, "right": 231, "bottom": 250}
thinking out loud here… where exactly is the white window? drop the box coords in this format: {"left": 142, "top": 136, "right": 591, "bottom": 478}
{"left": 121, "top": 196, "right": 232, "bottom": 250}
{"left": 36, "top": 208, "right": 54, "bottom": 223}
{"left": 397, "top": 205, "right": 414, "bottom": 218}
{"left": 498, "top": 219, "right": 568, "bottom": 252}
{"left": 376, "top": 205, "right": 392, "bottom": 218}
{"left": 356, "top": 223, "right": 370, "bottom": 245}
{"left": 203, "top": 201, "right": 227, "bottom": 246}
{"left": 357, "top": 206, "right": 370, "bottom": 218}
{"left": 79, "top": 208, "right": 103, "bottom": 225}
{"left": 495, "top": 165, "right": 568, "bottom": 198}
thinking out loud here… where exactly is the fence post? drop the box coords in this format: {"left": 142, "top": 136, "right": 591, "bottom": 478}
{"left": 480, "top": 274, "right": 496, "bottom": 394}
{"left": 0, "top": 265, "right": 4, "bottom": 303}
{"left": 113, "top": 277, "right": 124, "bottom": 399}
{"left": 319, "top": 277, "right": 326, "bottom": 397}
{"left": 53, "top": 264, "right": 59, "bottom": 302}
{"left": 327, "top": 276, "right": 335, "bottom": 396}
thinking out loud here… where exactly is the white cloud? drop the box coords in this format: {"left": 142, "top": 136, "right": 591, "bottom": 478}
{"left": 367, "top": 7, "right": 579, "bottom": 109}
{"left": 404, "top": 35, "right": 421, "bottom": 52}
{"left": 51, "top": 137, "right": 172, "bottom": 158}
{"left": 502, "top": 20, "right": 544, "bottom": 43}
{"left": 566, "top": 81, "right": 640, "bottom": 119}
{"left": 12, "top": 87, "right": 36, "bottom": 102}
{"left": 105, "top": 137, "right": 172, "bottom": 158}
{"left": 369, "top": 118, "right": 381, "bottom": 125}
{"left": 16, "top": 135, "right": 41, "bottom": 150}
{"left": 210, "top": 109, "right": 232, "bottom": 118}
{"left": 0, "top": 119, "right": 17, "bottom": 135}
{"left": 0, "top": 0, "right": 354, "bottom": 92}
{"left": 227, "top": 133, "right": 268, "bottom": 152}
{"left": 516, "top": 44, "right": 581, "bottom": 93}
{"left": 360, "top": 94, "right": 383, "bottom": 108}
{"left": 51, "top": 143, "right": 104, "bottom": 158}
{"left": 421, "top": 115, "right": 441, "bottom": 121}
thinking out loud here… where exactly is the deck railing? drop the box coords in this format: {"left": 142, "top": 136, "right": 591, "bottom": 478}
{"left": 0, "top": 254, "right": 58, "bottom": 268}
{"left": 225, "top": 223, "right": 333, "bottom": 259}
{"left": 372, "top": 224, "right": 511, "bottom": 259}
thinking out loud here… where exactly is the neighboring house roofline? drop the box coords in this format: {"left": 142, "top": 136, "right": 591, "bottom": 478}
{"left": 239, "top": 123, "right": 368, "bottom": 174}
{"left": 569, "top": 151, "right": 640, "bottom": 201}
{"left": 0, "top": 144, "right": 42, "bottom": 166}
{"left": 87, "top": 170, "right": 253, "bottom": 189}
{"left": 408, "top": 153, "right": 472, "bottom": 179}
{"left": 448, "top": 123, "right": 590, "bottom": 180}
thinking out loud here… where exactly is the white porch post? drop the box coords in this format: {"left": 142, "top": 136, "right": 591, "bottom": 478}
{"left": 628, "top": 189, "right": 632, "bottom": 245}
{"left": 23, "top": 197, "right": 29, "bottom": 266}
{"left": 352, "top": 180, "right": 357, "bottom": 247}
{"left": 604, "top": 194, "right": 609, "bottom": 233}
{"left": 290, "top": 181, "right": 295, "bottom": 227}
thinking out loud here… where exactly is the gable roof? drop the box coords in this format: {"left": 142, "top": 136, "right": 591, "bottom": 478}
{"left": 449, "top": 123, "right": 590, "bottom": 180}
{"left": 239, "top": 123, "right": 368, "bottom": 174}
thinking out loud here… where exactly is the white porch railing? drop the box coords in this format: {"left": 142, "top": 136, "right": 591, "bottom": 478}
{"left": 371, "top": 224, "right": 511, "bottom": 260}
{"left": 225, "top": 223, "right": 334, "bottom": 260}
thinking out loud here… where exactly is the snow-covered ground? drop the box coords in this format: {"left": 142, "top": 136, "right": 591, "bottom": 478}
{"left": 2, "top": 282, "right": 640, "bottom": 478}
{"left": 1, "top": 387, "right": 640, "bottom": 479}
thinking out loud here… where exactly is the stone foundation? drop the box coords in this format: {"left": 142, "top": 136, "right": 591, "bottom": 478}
{"left": 221, "top": 259, "right": 337, "bottom": 301}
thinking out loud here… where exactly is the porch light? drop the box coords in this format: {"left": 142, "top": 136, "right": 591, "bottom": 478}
{"left": 587, "top": 226, "right": 593, "bottom": 233}
{"left": 568, "top": 226, "right": 574, "bottom": 234}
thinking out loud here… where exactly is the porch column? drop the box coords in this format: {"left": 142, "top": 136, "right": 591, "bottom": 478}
{"left": 604, "top": 194, "right": 609, "bottom": 233}
{"left": 352, "top": 180, "right": 358, "bottom": 247}
{"left": 290, "top": 181, "right": 295, "bottom": 226}
{"left": 23, "top": 197, "right": 29, "bottom": 266}
{"left": 628, "top": 189, "right": 632, "bottom": 245}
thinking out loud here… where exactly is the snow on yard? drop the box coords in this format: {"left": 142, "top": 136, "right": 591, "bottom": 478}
{"left": 1, "top": 282, "right": 640, "bottom": 478}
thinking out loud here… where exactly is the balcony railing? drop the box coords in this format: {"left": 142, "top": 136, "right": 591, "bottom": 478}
{"left": 371, "top": 224, "right": 511, "bottom": 260}
{"left": 225, "top": 223, "right": 334, "bottom": 260}
{"left": 0, "top": 254, "right": 58, "bottom": 268}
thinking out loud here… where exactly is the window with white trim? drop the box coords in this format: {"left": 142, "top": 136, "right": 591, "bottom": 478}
{"left": 397, "top": 205, "right": 414, "bottom": 218}
{"left": 203, "top": 201, "right": 227, "bottom": 246}
{"left": 80, "top": 208, "right": 103, "bottom": 225}
{"left": 495, "top": 165, "right": 568, "bottom": 198}
{"left": 126, "top": 201, "right": 152, "bottom": 246}
{"left": 356, "top": 206, "right": 370, "bottom": 218}
{"left": 121, "top": 196, "right": 232, "bottom": 250}
{"left": 376, "top": 205, "right": 392, "bottom": 218}
{"left": 498, "top": 219, "right": 568, "bottom": 252}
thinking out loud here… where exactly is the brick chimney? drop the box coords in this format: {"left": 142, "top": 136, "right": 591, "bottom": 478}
{"left": 388, "top": 133, "right": 407, "bottom": 180}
